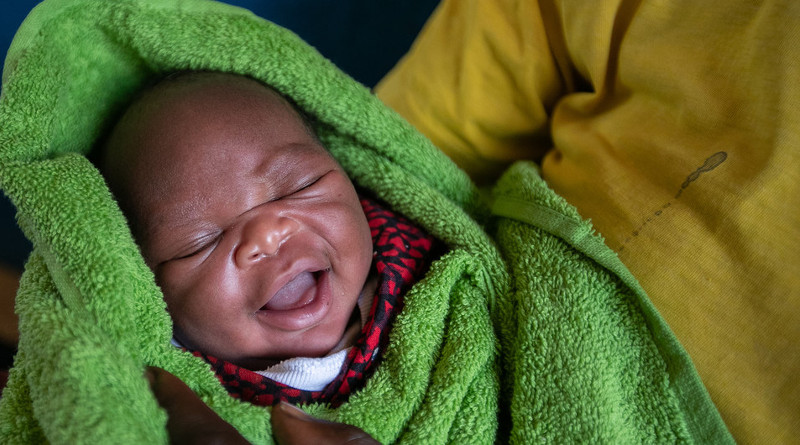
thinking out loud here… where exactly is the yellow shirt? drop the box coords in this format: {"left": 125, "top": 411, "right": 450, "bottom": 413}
{"left": 376, "top": 0, "right": 800, "bottom": 443}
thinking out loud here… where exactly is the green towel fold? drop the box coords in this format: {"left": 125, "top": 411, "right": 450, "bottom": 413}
{"left": 0, "top": 0, "right": 731, "bottom": 443}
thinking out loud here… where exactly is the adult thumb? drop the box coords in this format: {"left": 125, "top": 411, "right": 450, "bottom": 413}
{"left": 270, "top": 401, "right": 379, "bottom": 445}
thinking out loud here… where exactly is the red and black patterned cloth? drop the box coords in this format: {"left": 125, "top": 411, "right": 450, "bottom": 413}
{"left": 192, "top": 197, "right": 436, "bottom": 407}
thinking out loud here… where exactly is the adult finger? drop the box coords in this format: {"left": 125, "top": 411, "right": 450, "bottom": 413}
{"left": 146, "top": 366, "right": 249, "bottom": 444}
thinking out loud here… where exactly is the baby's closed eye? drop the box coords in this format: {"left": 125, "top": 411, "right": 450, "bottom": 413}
{"left": 285, "top": 169, "right": 337, "bottom": 200}
{"left": 170, "top": 232, "right": 222, "bottom": 262}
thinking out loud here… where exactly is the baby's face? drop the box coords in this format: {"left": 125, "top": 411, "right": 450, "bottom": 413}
{"left": 104, "top": 74, "right": 373, "bottom": 369}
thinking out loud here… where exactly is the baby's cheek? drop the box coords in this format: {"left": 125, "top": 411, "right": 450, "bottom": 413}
{"left": 157, "top": 267, "right": 213, "bottom": 325}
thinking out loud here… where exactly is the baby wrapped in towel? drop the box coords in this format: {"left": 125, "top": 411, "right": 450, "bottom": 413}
{"left": 0, "top": 0, "right": 732, "bottom": 443}
{"left": 100, "top": 71, "right": 437, "bottom": 407}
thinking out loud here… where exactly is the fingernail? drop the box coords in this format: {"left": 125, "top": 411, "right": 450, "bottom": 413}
{"left": 276, "top": 401, "right": 311, "bottom": 420}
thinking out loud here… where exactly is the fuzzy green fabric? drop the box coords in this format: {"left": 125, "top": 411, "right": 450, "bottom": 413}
{"left": 0, "top": 0, "right": 731, "bottom": 443}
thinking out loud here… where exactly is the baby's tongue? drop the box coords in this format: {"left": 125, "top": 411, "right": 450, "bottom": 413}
{"left": 263, "top": 272, "right": 315, "bottom": 311}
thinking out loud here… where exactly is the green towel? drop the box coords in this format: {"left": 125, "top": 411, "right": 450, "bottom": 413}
{"left": 0, "top": 0, "right": 732, "bottom": 443}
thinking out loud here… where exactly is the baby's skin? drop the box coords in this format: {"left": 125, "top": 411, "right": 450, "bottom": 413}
{"left": 102, "top": 72, "right": 374, "bottom": 370}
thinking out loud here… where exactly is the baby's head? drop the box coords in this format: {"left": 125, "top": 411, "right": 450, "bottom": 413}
{"left": 102, "top": 72, "right": 373, "bottom": 369}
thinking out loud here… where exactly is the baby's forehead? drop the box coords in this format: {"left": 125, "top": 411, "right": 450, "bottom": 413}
{"left": 104, "top": 73, "right": 302, "bottom": 169}
{"left": 128, "top": 73, "right": 287, "bottom": 125}
{"left": 100, "top": 72, "right": 315, "bottom": 243}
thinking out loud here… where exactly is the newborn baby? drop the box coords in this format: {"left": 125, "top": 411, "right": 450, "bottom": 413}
{"left": 102, "top": 72, "right": 375, "bottom": 372}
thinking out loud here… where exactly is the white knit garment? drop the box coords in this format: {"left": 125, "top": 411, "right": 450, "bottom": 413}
{"left": 253, "top": 348, "right": 351, "bottom": 391}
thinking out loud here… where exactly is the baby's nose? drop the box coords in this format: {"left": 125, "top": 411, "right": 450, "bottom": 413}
{"left": 234, "top": 213, "right": 300, "bottom": 267}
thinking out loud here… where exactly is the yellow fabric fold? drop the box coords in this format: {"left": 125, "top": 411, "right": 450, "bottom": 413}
{"left": 376, "top": 0, "right": 800, "bottom": 443}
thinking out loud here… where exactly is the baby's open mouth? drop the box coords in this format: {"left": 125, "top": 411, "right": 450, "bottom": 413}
{"left": 255, "top": 268, "right": 332, "bottom": 331}
{"left": 260, "top": 271, "right": 320, "bottom": 312}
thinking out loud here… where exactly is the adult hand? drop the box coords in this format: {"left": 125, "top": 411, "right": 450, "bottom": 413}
{"left": 270, "top": 401, "right": 379, "bottom": 445}
{"left": 146, "top": 366, "right": 248, "bottom": 444}
{"left": 146, "top": 366, "right": 379, "bottom": 444}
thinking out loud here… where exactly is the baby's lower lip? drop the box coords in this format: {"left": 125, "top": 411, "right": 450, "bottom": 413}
{"left": 256, "top": 270, "right": 331, "bottom": 331}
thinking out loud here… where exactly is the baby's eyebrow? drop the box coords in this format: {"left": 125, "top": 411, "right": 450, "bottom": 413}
{"left": 248, "top": 143, "right": 317, "bottom": 195}
{"left": 144, "top": 205, "right": 216, "bottom": 254}
{"left": 251, "top": 156, "right": 280, "bottom": 184}
{"left": 149, "top": 190, "right": 212, "bottom": 225}
{"left": 250, "top": 143, "right": 297, "bottom": 178}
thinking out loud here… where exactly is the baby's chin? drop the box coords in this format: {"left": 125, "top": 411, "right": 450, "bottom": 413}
{"left": 224, "top": 325, "right": 353, "bottom": 370}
